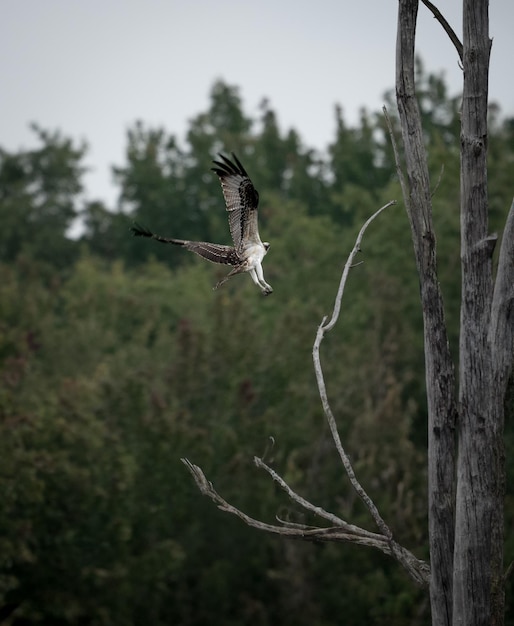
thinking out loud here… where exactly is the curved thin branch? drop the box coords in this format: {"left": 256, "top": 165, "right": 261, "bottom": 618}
{"left": 312, "top": 201, "right": 396, "bottom": 541}
{"left": 420, "top": 0, "right": 463, "bottom": 62}
{"left": 321, "top": 200, "right": 396, "bottom": 333}
{"left": 383, "top": 107, "right": 411, "bottom": 218}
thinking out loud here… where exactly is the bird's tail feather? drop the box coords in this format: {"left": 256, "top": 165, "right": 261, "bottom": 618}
{"left": 130, "top": 222, "right": 154, "bottom": 238}
{"left": 130, "top": 222, "right": 185, "bottom": 245}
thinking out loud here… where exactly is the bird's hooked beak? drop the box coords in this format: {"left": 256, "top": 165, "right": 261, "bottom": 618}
{"left": 263, "top": 242, "right": 270, "bottom": 253}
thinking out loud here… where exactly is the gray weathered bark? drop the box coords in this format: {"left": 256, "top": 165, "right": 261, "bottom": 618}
{"left": 395, "top": 2, "right": 456, "bottom": 624}
{"left": 453, "top": 1, "right": 504, "bottom": 624}
{"left": 396, "top": 1, "right": 514, "bottom": 624}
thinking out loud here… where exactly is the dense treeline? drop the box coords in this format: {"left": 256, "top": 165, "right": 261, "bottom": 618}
{"left": 1, "top": 65, "right": 513, "bottom": 625}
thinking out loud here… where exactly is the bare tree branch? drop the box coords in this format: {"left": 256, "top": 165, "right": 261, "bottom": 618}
{"left": 253, "top": 455, "right": 376, "bottom": 537}
{"left": 383, "top": 107, "right": 409, "bottom": 206}
{"left": 504, "top": 559, "right": 514, "bottom": 584}
{"left": 489, "top": 198, "right": 514, "bottom": 395}
{"left": 181, "top": 458, "right": 430, "bottom": 587}
{"left": 431, "top": 164, "right": 445, "bottom": 198}
{"left": 181, "top": 457, "right": 372, "bottom": 543}
{"left": 319, "top": 201, "right": 396, "bottom": 334}
{"left": 312, "top": 202, "right": 397, "bottom": 542}
{"left": 420, "top": 0, "right": 463, "bottom": 62}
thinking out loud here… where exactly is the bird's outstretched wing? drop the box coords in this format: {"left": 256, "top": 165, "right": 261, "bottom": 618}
{"left": 211, "top": 153, "right": 260, "bottom": 251}
{"left": 179, "top": 241, "right": 240, "bottom": 265}
{"left": 130, "top": 222, "right": 239, "bottom": 266}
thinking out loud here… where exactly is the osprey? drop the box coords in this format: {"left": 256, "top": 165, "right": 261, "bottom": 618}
{"left": 131, "top": 153, "right": 273, "bottom": 296}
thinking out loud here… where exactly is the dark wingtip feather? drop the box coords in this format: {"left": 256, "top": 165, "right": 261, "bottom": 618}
{"left": 230, "top": 152, "right": 248, "bottom": 177}
{"left": 130, "top": 222, "right": 153, "bottom": 237}
{"left": 211, "top": 153, "right": 248, "bottom": 178}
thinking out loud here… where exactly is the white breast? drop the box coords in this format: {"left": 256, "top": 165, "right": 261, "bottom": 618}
{"left": 243, "top": 243, "right": 267, "bottom": 267}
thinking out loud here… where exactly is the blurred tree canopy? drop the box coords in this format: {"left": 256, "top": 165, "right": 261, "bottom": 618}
{"left": 1, "top": 66, "right": 513, "bottom": 625}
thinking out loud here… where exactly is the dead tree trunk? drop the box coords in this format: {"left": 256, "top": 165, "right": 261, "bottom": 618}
{"left": 396, "top": 1, "right": 514, "bottom": 624}
{"left": 395, "top": 2, "right": 456, "bottom": 623}
{"left": 453, "top": 1, "right": 503, "bottom": 624}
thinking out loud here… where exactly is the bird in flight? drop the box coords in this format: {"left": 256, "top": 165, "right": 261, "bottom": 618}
{"left": 131, "top": 153, "right": 273, "bottom": 295}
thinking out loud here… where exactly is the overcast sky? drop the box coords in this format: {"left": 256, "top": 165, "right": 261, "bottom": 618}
{"left": 2, "top": 1, "right": 513, "bottom": 206}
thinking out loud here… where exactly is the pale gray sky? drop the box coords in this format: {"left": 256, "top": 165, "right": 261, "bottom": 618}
{"left": 1, "top": 1, "right": 513, "bottom": 206}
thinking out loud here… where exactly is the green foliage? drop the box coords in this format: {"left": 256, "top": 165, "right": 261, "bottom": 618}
{"left": 1, "top": 66, "right": 514, "bottom": 625}
{"left": 0, "top": 125, "right": 84, "bottom": 267}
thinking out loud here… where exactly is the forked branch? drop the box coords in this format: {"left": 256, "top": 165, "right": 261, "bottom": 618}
{"left": 182, "top": 458, "right": 429, "bottom": 586}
